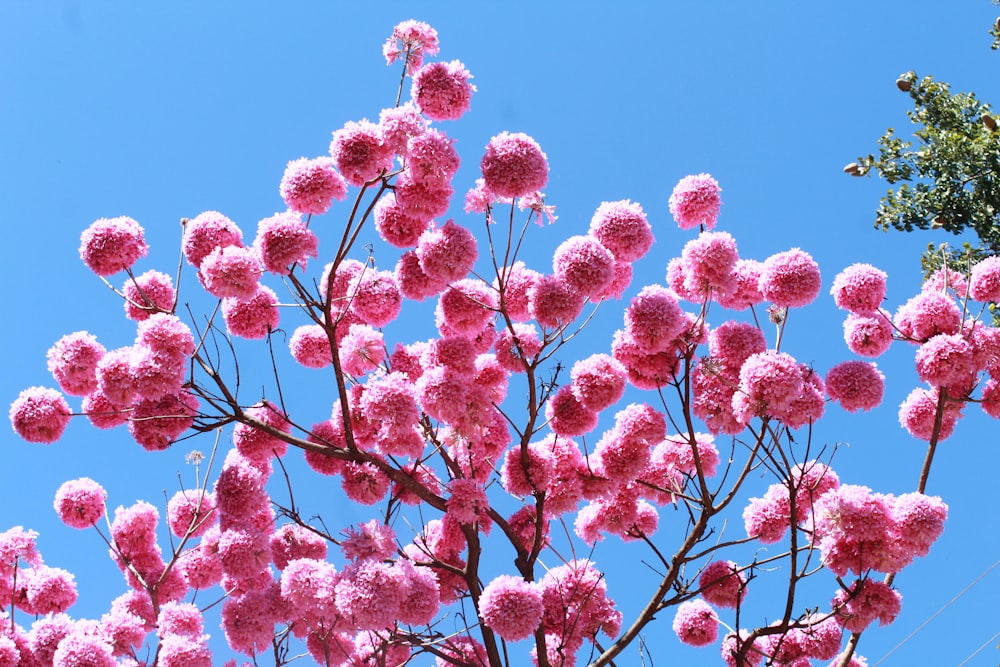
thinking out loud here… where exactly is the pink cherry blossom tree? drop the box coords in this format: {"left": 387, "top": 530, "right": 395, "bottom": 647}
{"left": 7, "top": 19, "right": 997, "bottom": 667}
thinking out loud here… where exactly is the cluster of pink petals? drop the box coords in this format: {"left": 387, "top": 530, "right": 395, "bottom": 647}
{"left": 894, "top": 291, "right": 961, "bottom": 342}
{"left": 222, "top": 284, "right": 281, "bottom": 339}
{"left": 53, "top": 477, "right": 106, "bottom": 529}
{"left": 759, "top": 248, "right": 822, "bottom": 308}
{"left": 79, "top": 216, "right": 148, "bottom": 276}
{"left": 699, "top": 560, "right": 747, "bottom": 608}
{"left": 480, "top": 132, "right": 549, "bottom": 199}
{"left": 825, "top": 360, "right": 885, "bottom": 412}
{"left": 832, "top": 579, "right": 901, "bottom": 633}
{"left": 669, "top": 173, "right": 722, "bottom": 230}
{"left": 182, "top": 211, "right": 244, "bottom": 269}
{"left": 200, "top": 245, "right": 262, "bottom": 300}
{"left": 672, "top": 598, "right": 719, "bottom": 646}
{"left": 123, "top": 269, "right": 175, "bottom": 321}
{"left": 9, "top": 386, "right": 72, "bottom": 444}
{"left": 253, "top": 210, "right": 319, "bottom": 275}
{"left": 374, "top": 194, "right": 427, "bottom": 248}
{"left": 47, "top": 331, "right": 106, "bottom": 397}
{"left": 479, "top": 574, "right": 544, "bottom": 641}
{"left": 831, "top": 263, "right": 887, "bottom": 314}
{"left": 898, "top": 386, "right": 962, "bottom": 441}
{"left": 383, "top": 19, "right": 439, "bottom": 72}
{"left": 529, "top": 274, "right": 585, "bottom": 330}
{"left": 330, "top": 119, "right": 394, "bottom": 187}
{"left": 538, "top": 560, "right": 621, "bottom": 657}
{"left": 411, "top": 60, "right": 475, "bottom": 121}
{"left": 552, "top": 235, "right": 616, "bottom": 300}
{"left": 589, "top": 199, "right": 654, "bottom": 262}
{"left": 279, "top": 156, "right": 347, "bottom": 215}
{"left": 732, "top": 350, "right": 825, "bottom": 428}
{"left": 843, "top": 311, "right": 895, "bottom": 357}
{"left": 678, "top": 231, "right": 739, "bottom": 299}
{"left": 417, "top": 219, "right": 478, "bottom": 283}
{"left": 969, "top": 256, "right": 1000, "bottom": 301}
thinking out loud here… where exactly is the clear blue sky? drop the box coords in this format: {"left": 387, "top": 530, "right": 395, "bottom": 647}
{"left": 2, "top": 2, "right": 999, "bottom": 665}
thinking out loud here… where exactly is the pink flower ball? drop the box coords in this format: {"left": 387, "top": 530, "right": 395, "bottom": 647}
{"left": 570, "top": 353, "right": 627, "bottom": 412}
{"left": 546, "top": 385, "right": 599, "bottom": 437}
{"left": 79, "top": 216, "right": 148, "bottom": 276}
{"left": 279, "top": 156, "right": 347, "bottom": 215}
{"left": 759, "top": 248, "right": 822, "bottom": 308}
{"left": 379, "top": 102, "right": 428, "bottom": 155}
{"left": 709, "top": 320, "right": 767, "bottom": 370}
{"left": 167, "top": 489, "right": 216, "bottom": 539}
{"left": 396, "top": 249, "right": 448, "bottom": 301}
{"left": 136, "top": 312, "right": 196, "bottom": 359}
{"left": 128, "top": 391, "right": 199, "bottom": 451}
{"left": 350, "top": 269, "right": 403, "bottom": 327}
{"left": 982, "top": 378, "right": 1000, "bottom": 418}
{"left": 624, "top": 284, "right": 686, "bottom": 354}
{"left": 494, "top": 323, "right": 543, "bottom": 372}
{"left": 499, "top": 262, "right": 541, "bottom": 322}
{"left": 716, "top": 258, "right": 766, "bottom": 311}
{"left": 81, "top": 389, "right": 128, "bottom": 429}
{"left": 831, "top": 263, "right": 887, "bottom": 314}
{"left": 339, "top": 324, "right": 386, "bottom": 376}
{"left": 330, "top": 119, "right": 394, "bottom": 187}
{"left": 672, "top": 598, "right": 719, "bottom": 647}
{"left": 54, "top": 477, "right": 106, "bottom": 529}
{"left": 9, "top": 386, "right": 72, "bottom": 444}
{"left": 47, "top": 331, "right": 106, "bottom": 397}
{"left": 898, "top": 387, "right": 960, "bottom": 441}
{"left": 733, "top": 351, "right": 804, "bottom": 422}
{"left": 334, "top": 560, "right": 407, "bottom": 630}
{"left": 199, "top": 245, "right": 262, "bottom": 300}
{"left": 383, "top": 20, "right": 440, "bottom": 72}
{"left": 699, "top": 560, "right": 747, "bottom": 609}
{"left": 253, "top": 210, "right": 319, "bottom": 275}
{"left": 374, "top": 194, "right": 428, "bottom": 248}
{"left": 892, "top": 492, "right": 947, "bottom": 558}
{"left": 552, "top": 235, "right": 616, "bottom": 300}
{"left": 480, "top": 131, "right": 549, "bottom": 199}
{"left": 480, "top": 574, "right": 544, "bottom": 642}
{"left": 123, "top": 269, "right": 175, "bottom": 321}
{"left": 289, "top": 324, "right": 333, "bottom": 369}
{"left": 182, "top": 211, "right": 243, "bottom": 269}
{"left": 843, "top": 312, "right": 894, "bottom": 357}
{"left": 588, "top": 199, "right": 654, "bottom": 262}
{"left": 529, "top": 274, "right": 586, "bottom": 329}
{"left": 894, "top": 291, "right": 962, "bottom": 341}
{"left": 417, "top": 219, "right": 479, "bottom": 283}
{"left": 611, "top": 328, "right": 681, "bottom": 390}
{"left": 221, "top": 285, "right": 280, "bottom": 339}
{"left": 436, "top": 279, "right": 497, "bottom": 337}
{"left": 914, "top": 333, "right": 976, "bottom": 388}
{"left": 970, "top": 256, "right": 1000, "bottom": 302}
{"left": 394, "top": 170, "right": 454, "bottom": 220}
{"left": 832, "top": 579, "right": 901, "bottom": 633}
{"left": 270, "top": 524, "right": 328, "bottom": 570}
{"left": 411, "top": 59, "right": 475, "bottom": 121}
{"left": 669, "top": 173, "right": 722, "bottom": 230}
{"left": 825, "top": 360, "right": 885, "bottom": 412}
{"left": 680, "top": 230, "right": 739, "bottom": 298}
{"left": 407, "top": 128, "right": 461, "bottom": 182}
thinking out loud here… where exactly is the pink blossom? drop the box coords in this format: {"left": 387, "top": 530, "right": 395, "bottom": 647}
{"left": 181, "top": 211, "right": 243, "bottom": 269}
{"left": 380, "top": 102, "right": 428, "bottom": 155}
{"left": 395, "top": 170, "right": 454, "bottom": 220}
{"left": 721, "top": 631, "right": 764, "bottom": 667}
{"left": 253, "top": 210, "right": 319, "bottom": 275}
{"left": 547, "top": 385, "right": 599, "bottom": 437}
{"left": 832, "top": 579, "right": 901, "bottom": 633}
{"left": 383, "top": 20, "right": 439, "bottom": 72}
{"left": 222, "top": 285, "right": 281, "bottom": 339}
{"left": 110, "top": 500, "right": 160, "bottom": 560}
{"left": 289, "top": 324, "right": 332, "bottom": 369}
{"left": 813, "top": 484, "right": 894, "bottom": 575}
{"left": 588, "top": 199, "right": 654, "bottom": 262}
{"left": 270, "top": 524, "right": 327, "bottom": 571}
{"left": 136, "top": 312, "right": 195, "bottom": 359}
{"left": 79, "top": 216, "right": 148, "bottom": 276}
{"left": 52, "top": 632, "right": 116, "bottom": 667}
{"left": 732, "top": 350, "right": 804, "bottom": 423}
{"left": 47, "top": 331, "right": 106, "bottom": 397}
{"left": 335, "top": 560, "right": 408, "bottom": 630}
{"left": 501, "top": 441, "right": 555, "bottom": 496}
{"left": 709, "top": 321, "right": 767, "bottom": 370}
{"left": 9, "top": 386, "right": 72, "bottom": 444}
{"left": 898, "top": 386, "right": 960, "bottom": 441}
{"left": 82, "top": 389, "right": 129, "bottom": 429}
{"left": 831, "top": 263, "right": 887, "bottom": 315}
{"left": 446, "top": 478, "right": 491, "bottom": 527}
{"left": 679, "top": 230, "right": 739, "bottom": 298}
{"left": 279, "top": 156, "right": 347, "bottom": 215}
{"left": 199, "top": 245, "right": 262, "bottom": 300}
{"left": 341, "top": 460, "right": 390, "bottom": 505}
{"left": 594, "top": 428, "right": 651, "bottom": 485}
{"left": 480, "top": 574, "right": 544, "bottom": 642}
{"left": 692, "top": 363, "right": 742, "bottom": 435}
{"left": 130, "top": 345, "right": 185, "bottom": 401}
{"left": 982, "top": 378, "right": 1000, "bottom": 418}
{"left": 669, "top": 173, "right": 722, "bottom": 230}
{"left": 716, "top": 259, "right": 765, "bottom": 311}
{"left": 339, "top": 324, "right": 385, "bottom": 376}
{"left": 970, "top": 256, "right": 1000, "bottom": 302}
{"left": 218, "top": 527, "right": 272, "bottom": 581}
{"left": 407, "top": 128, "right": 460, "bottom": 181}
{"left": 598, "top": 260, "right": 634, "bottom": 300}
{"left": 127, "top": 390, "right": 198, "bottom": 451}
{"left": 28, "top": 614, "right": 74, "bottom": 665}
{"left": 552, "top": 235, "right": 616, "bottom": 300}
{"left": 157, "top": 633, "right": 212, "bottom": 667}
{"left": 759, "top": 248, "right": 822, "bottom": 308}
{"left": 611, "top": 328, "right": 680, "bottom": 390}
{"left": 347, "top": 269, "right": 401, "bottom": 328}
{"left": 648, "top": 433, "right": 720, "bottom": 485}
{"left": 214, "top": 450, "right": 269, "bottom": 521}
{"left": 624, "top": 284, "right": 686, "bottom": 354}
{"left": 95, "top": 347, "right": 138, "bottom": 407}
{"left": 480, "top": 132, "right": 549, "bottom": 199}
{"left": 123, "top": 269, "right": 175, "bottom": 321}
{"left": 396, "top": 249, "right": 448, "bottom": 301}
{"left": 915, "top": 333, "right": 976, "bottom": 388}
{"left": 436, "top": 279, "right": 497, "bottom": 337}
{"left": 435, "top": 636, "right": 489, "bottom": 667}
{"left": 843, "top": 312, "right": 895, "bottom": 357}
{"left": 699, "top": 560, "right": 747, "bottom": 609}
{"left": 672, "top": 598, "right": 719, "bottom": 647}
{"left": 24, "top": 565, "right": 77, "bottom": 614}
{"left": 494, "top": 323, "right": 543, "bottom": 372}
{"left": 529, "top": 274, "right": 586, "bottom": 329}
{"left": 924, "top": 266, "right": 968, "bottom": 296}
{"left": 167, "top": 489, "right": 216, "bottom": 538}
{"left": 894, "top": 291, "right": 962, "bottom": 341}
{"left": 569, "top": 353, "right": 627, "bottom": 412}
{"left": 411, "top": 59, "right": 475, "bottom": 121}
{"left": 892, "top": 492, "right": 947, "bottom": 558}
{"left": 743, "top": 485, "right": 792, "bottom": 544}
{"left": 540, "top": 559, "right": 620, "bottom": 643}
{"left": 825, "top": 360, "right": 885, "bottom": 412}
{"left": 54, "top": 477, "right": 106, "bottom": 529}
{"left": 374, "top": 194, "right": 428, "bottom": 248}
{"left": 416, "top": 219, "right": 478, "bottom": 283}
{"left": 329, "top": 119, "right": 393, "bottom": 187}
{"left": 341, "top": 520, "right": 397, "bottom": 563}
{"left": 157, "top": 601, "right": 204, "bottom": 638}
{"left": 221, "top": 590, "right": 276, "bottom": 656}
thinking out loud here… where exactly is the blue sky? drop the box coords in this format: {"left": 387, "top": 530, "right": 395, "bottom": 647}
{"left": 2, "top": 2, "right": 999, "bottom": 665}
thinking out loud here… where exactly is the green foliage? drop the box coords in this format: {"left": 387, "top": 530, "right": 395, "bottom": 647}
{"left": 851, "top": 72, "right": 1000, "bottom": 269}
